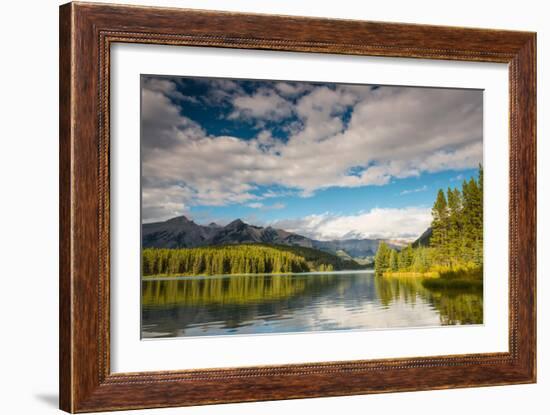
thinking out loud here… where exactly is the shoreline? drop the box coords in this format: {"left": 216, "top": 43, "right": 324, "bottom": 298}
{"left": 142, "top": 269, "right": 374, "bottom": 281}
{"left": 381, "top": 271, "right": 439, "bottom": 279}
{"left": 381, "top": 270, "right": 483, "bottom": 290}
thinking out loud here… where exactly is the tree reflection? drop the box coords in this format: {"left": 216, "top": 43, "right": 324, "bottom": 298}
{"left": 141, "top": 272, "right": 483, "bottom": 338}
{"left": 375, "top": 275, "right": 483, "bottom": 324}
{"left": 142, "top": 274, "right": 340, "bottom": 307}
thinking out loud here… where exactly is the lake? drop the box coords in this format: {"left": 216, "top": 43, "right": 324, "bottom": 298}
{"left": 141, "top": 270, "right": 483, "bottom": 338}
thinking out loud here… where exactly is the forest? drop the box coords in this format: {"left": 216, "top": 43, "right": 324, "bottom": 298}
{"left": 374, "top": 166, "right": 483, "bottom": 289}
{"left": 142, "top": 243, "right": 363, "bottom": 277}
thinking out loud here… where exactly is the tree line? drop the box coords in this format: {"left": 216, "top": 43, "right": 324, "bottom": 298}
{"left": 375, "top": 166, "right": 483, "bottom": 279}
{"left": 142, "top": 244, "right": 338, "bottom": 277}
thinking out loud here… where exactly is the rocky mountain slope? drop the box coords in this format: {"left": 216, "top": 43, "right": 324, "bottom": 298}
{"left": 143, "top": 215, "right": 404, "bottom": 258}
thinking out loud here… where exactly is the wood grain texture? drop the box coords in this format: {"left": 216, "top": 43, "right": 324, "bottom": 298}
{"left": 59, "top": 2, "right": 537, "bottom": 412}
{"left": 59, "top": 3, "right": 73, "bottom": 411}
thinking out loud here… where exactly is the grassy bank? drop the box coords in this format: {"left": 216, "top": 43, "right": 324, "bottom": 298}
{"left": 382, "top": 265, "right": 483, "bottom": 291}
{"left": 382, "top": 271, "right": 439, "bottom": 279}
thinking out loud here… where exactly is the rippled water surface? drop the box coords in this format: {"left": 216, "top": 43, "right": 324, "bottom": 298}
{"left": 141, "top": 271, "right": 483, "bottom": 338}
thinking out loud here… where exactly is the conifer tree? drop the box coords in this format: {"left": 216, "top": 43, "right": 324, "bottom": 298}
{"left": 374, "top": 165, "right": 483, "bottom": 278}
{"left": 447, "top": 187, "right": 463, "bottom": 265}
{"left": 389, "top": 249, "right": 399, "bottom": 271}
{"left": 374, "top": 242, "right": 391, "bottom": 275}
{"left": 431, "top": 189, "right": 449, "bottom": 265}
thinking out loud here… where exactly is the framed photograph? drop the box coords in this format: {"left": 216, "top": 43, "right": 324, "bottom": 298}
{"left": 59, "top": 2, "right": 536, "bottom": 412}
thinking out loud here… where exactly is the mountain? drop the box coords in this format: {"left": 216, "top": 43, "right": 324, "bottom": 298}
{"left": 141, "top": 215, "right": 217, "bottom": 249}
{"left": 313, "top": 239, "right": 385, "bottom": 258}
{"left": 142, "top": 215, "right": 400, "bottom": 258}
{"left": 206, "top": 219, "right": 315, "bottom": 247}
{"left": 412, "top": 227, "right": 432, "bottom": 248}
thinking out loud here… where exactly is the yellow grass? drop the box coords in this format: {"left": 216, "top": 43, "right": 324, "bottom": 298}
{"left": 382, "top": 271, "right": 439, "bottom": 279}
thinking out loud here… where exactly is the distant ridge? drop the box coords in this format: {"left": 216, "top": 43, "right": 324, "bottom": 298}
{"left": 143, "top": 215, "right": 404, "bottom": 259}
{"left": 412, "top": 227, "right": 432, "bottom": 248}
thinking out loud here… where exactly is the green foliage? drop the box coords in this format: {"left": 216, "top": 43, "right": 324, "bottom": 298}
{"left": 399, "top": 245, "right": 414, "bottom": 270}
{"left": 431, "top": 189, "right": 449, "bottom": 265}
{"left": 461, "top": 166, "right": 483, "bottom": 266}
{"left": 142, "top": 244, "right": 361, "bottom": 277}
{"left": 374, "top": 242, "right": 391, "bottom": 275}
{"left": 374, "top": 166, "right": 484, "bottom": 281}
{"left": 389, "top": 249, "right": 399, "bottom": 271}
{"left": 271, "top": 244, "right": 363, "bottom": 271}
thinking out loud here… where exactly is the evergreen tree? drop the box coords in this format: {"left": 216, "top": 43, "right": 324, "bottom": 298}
{"left": 374, "top": 166, "right": 483, "bottom": 278}
{"left": 389, "top": 249, "right": 399, "bottom": 271}
{"left": 474, "top": 164, "right": 484, "bottom": 265}
{"left": 461, "top": 170, "right": 482, "bottom": 265}
{"left": 374, "top": 242, "right": 391, "bottom": 275}
{"left": 447, "top": 187, "right": 463, "bottom": 265}
{"left": 431, "top": 189, "right": 449, "bottom": 265}
{"left": 402, "top": 245, "right": 414, "bottom": 270}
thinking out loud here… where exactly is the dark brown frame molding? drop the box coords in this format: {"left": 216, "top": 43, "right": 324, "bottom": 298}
{"left": 59, "top": 2, "right": 536, "bottom": 412}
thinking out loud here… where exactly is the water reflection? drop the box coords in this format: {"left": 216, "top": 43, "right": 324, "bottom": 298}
{"left": 141, "top": 271, "right": 483, "bottom": 338}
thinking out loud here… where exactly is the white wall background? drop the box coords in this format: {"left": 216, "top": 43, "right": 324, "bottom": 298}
{"left": 0, "top": 0, "right": 546, "bottom": 414}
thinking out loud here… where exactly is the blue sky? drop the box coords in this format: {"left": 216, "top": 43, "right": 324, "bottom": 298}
{"left": 189, "top": 169, "right": 478, "bottom": 224}
{"left": 141, "top": 76, "right": 482, "bottom": 241}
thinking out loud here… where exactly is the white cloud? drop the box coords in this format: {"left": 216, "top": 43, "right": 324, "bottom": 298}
{"left": 247, "top": 202, "right": 264, "bottom": 209}
{"left": 141, "top": 78, "right": 482, "bottom": 222}
{"left": 194, "top": 78, "right": 246, "bottom": 105}
{"left": 141, "top": 84, "right": 205, "bottom": 150}
{"left": 141, "top": 185, "right": 192, "bottom": 224}
{"left": 228, "top": 88, "right": 293, "bottom": 122}
{"left": 142, "top": 77, "right": 185, "bottom": 100}
{"left": 271, "top": 207, "right": 432, "bottom": 241}
{"left": 400, "top": 185, "right": 428, "bottom": 195}
{"left": 274, "top": 82, "right": 312, "bottom": 97}
{"left": 247, "top": 202, "right": 286, "bottom": 210}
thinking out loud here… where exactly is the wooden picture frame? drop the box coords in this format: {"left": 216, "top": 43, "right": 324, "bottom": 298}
{"left": 59, "top": 2, "right": 536, "bottom": 412}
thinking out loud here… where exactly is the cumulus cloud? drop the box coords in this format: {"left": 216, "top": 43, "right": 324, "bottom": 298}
{"left": 400, "top": 185, "right": 428, "bottom": 195}
{"left": 141, "top": 79, "right": 205, "bottom": 150}
{"left": 270, "top": 207, "right": 432, "bottom": 241}
{"left": 274, "top": 81, "right": 313, "bottom": 98}
{"left": 247, "top": 202, "right": 264, "bottom": 209}
{"left": 247, "top": 202, "right": 286, "bottom": 210}
{"left": 141, "top": 77, "right": 482, "bottom": 222}
{"left": 141, "top": 185, "right": 192, "bottom": 224}
{"left": 228, "top": 88, "right": 293, "bottom": 122}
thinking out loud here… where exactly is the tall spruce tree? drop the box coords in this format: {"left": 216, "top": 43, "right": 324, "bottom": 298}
{"left": 374, "top": 242, "right": 391, "bottom": 275}
{"left": 447, "top": 187, "right": 463, "bottom": 266}
{"left": 472, "top": 165, "right": 483, "bottom": 265}
{"left": 461, "top": 170, "right": 483, "bottom": 265}
{"left": 389, "top": 249, "right": 399, "bottom": 271}
{"left": 430, "top": 189, "right": 450, "bottom": 265}
{"left": 373, "top": 165, "right": 483, "bottom": 277}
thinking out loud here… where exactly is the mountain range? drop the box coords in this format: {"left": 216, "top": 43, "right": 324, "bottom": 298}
{"left": 142, "top": 215, "right": 407, "bottom": 260}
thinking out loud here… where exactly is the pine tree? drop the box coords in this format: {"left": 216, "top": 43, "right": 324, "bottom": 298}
{"left": 403, "top": 245, "right": 414, "bottom": 270}
{"left": 471, "top": 165, "right": 483, "bottom": 265}
{"left": 389, "top": 249, "right": 399, "bottom": 271}
{"left": 411, "top": 246, "right": 431, "bottom": 272}
{"left": 375, "top": 242, "right": 391, "bottom": 275}
{"left": 373, "top": 165, "right": 483, "bottom": 278}
{"left": 447, "top": 187, "right": 463, "bottom": 266}
{"left": 461, "top": 170, "right": 482, "bottom": 265}
{"left": 431, "top": 189, "right": 449, "bottom": 265}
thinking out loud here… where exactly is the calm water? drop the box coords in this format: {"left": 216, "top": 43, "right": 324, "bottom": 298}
{"left": 141, "top": 271, "right": 483, "bottom": 339}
